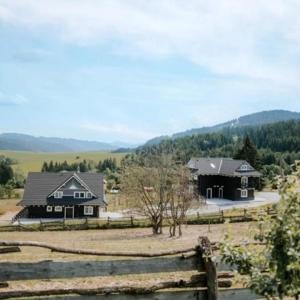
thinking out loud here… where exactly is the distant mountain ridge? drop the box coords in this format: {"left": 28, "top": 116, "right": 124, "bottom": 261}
{"left": 0, "top": 133, "right": 135, "bottom": 152}
{"left": 144, "top": 110, "right": 300, "bottom": 146}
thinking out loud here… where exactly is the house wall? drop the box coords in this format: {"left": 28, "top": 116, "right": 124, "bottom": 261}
{"left": 197, "top": 175, "right": 258, "bottom": 200}
{"left": 27, "top": 205, "right": 99, "bottom": 218}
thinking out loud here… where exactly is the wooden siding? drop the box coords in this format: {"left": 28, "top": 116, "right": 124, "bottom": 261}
{"left": 27, "top": 205, "right": 99, "bottom": 218}
{"left": 197, "top": 175, "right": 258, "bottom": 200}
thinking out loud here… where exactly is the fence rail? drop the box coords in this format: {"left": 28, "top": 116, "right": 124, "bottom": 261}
{"left": 0, "top": 236, "right": 258, "bottom": 300}
{"left": 0, "top": 207, "right": 277, "bottom": 232}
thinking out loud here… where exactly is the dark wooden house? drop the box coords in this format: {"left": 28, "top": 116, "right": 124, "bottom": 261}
{"left": 188, "top": 158, "right": 261, "bottom": 201}
{"left": 20, "top": 172, "right": 107, "bottom": 218}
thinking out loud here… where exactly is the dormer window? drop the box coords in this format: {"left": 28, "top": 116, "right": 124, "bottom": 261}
{"left": 240, "top": 164, "right": 249, "bottom": 171}
{"left": 54, "top": 191, "right": 63, "bottom": 199}
{"left": 74, "top": 191, "right": 87, "bottom": 199}
{"left": 86, "top": 192, "right": 92, "bottom": 199}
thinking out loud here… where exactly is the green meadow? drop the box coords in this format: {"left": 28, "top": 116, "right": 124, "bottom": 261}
{"left": 0, "top": 150, "right": 127, "bottom": 175}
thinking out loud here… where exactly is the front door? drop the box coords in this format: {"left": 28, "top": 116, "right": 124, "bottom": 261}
{"left": 206, "top": 188, "right": 212, "bottom": 199}
{"left": 218, "top": 188, "right": 223, "bottom": 199}
{"left": 64, "top": 206, "right": 74, "bottom": 219}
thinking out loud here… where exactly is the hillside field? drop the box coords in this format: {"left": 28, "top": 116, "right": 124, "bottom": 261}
{"left": 0, "top": 150, "right": 127, "bottom": 175}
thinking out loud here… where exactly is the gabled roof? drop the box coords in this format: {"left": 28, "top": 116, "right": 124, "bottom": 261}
{"left": 187, "top": 157, "right": 261, "bottom": 177}
{"left": 47, "top": 173, "right": 96, "bottom": 198}
{"left": 20, "top": 172, "right": 106, "bottom": 206}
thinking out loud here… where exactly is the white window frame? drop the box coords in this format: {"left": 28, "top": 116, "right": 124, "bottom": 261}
{"left": 74, "top": 191, "right": 92, "bottom": 199}
{"left": 206, "top": 188, "right": 212, "bottom": 199}
{"left": 240, "top": 164, "right": 249, "bottom": 171}
{"left": 54, "top": 206, "right": 63, "bottom": 212}
{"left": 46, "top": 206, "right": 53, "bottom": 212}
{"left": 241, "top": 176, "right": 248, "bottom": 186}
{"left": 218, "top": 188, "right": 223, "bottom": 198}
{"left": 241, "top": 189, "right": 248, "bottom": 198}
{"left": 84, "top": 206, "right": 94, "bottom": 215}
{"left": 54, "top": 191, "right": 63, "bottom": 199}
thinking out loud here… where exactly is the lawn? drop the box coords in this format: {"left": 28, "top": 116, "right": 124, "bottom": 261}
{"left": 0, "top": 150, "right": 126, "bottom": 175}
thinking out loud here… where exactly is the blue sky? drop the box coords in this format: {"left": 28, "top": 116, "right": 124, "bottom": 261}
{"left": 0, "top": 0, "right": 300, "bottom": 144}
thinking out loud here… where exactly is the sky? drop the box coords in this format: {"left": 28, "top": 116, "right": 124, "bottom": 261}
{"left": 0, "top": 0, "right": 300, "bottom": 144}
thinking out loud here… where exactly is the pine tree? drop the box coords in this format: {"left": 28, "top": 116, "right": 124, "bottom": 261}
{"left": 234, "top": 135, "right": 261, "bottom": 169}
{"left": 41, "top": 161, "right": 48, "bottom": 172}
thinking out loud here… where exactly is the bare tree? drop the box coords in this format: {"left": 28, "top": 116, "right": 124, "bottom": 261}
{"left": 122, "top": 156, "right": 193, "bottom": 236}
{"left": 165, "top": 166, "right": 193, "bottom": 237}
{"left": 122, "top": 156, "right": 174, "bottom": 234}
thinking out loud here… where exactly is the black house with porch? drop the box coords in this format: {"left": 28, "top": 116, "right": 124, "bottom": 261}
{"left": 20, "top": 172, "right": 107, "bottom": 219}
{"left": 188, "top": 158, "right": 261, "bottom": 201}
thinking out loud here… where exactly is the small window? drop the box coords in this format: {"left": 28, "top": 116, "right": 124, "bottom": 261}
{"left": 84, "top": 206, "right": 94, "bottom": 215}
{"left": 241, "top": 189, "right": 248, "bottom": 198}
{"left": 241, "top": 176, "right": 248, "bottom": 186}
{"left": 80, "top": 192, "right": 85, "bottom": 198}
{"left": 46, "top": 206, "right": 52, "bottom": 212}
{"left": 74, "top": 192, "right": 80, "bottom": 198}
{"left": 86, "top": 192, "right": 92, "bottom": 198}
{"left": 240, "top": 164, "right": 249, "bottom": 171}
{"left": 54, "top": 206, "right": 63, "bottom": 212}
{"left": 54, "top": 191, "right": 63, "bottom": 199}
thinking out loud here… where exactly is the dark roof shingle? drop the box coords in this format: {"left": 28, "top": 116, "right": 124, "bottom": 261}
{"left": 187, "top": 157, "right": 261, "bottom": 177}
{"left": 20, "top": 172, "right": 106, "bottom": 206}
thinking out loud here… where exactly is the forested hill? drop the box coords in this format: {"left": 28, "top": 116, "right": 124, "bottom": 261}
{"left": 0, "top": 133, "right": 134, "bottom": 152}
{"left": 144, "top": 110, "right": 300, "bottom": 146}
{"left": 136, "top": 120, "right": 300, "bottom": 166}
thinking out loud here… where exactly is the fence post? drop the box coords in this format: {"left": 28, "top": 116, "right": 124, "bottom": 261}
{"left": 221, "top": 210, "right": 224, "bottom": 223}
{"left": 197, "top": 212, "right": 200, "bottom": 222}
{"left": 267, "top": 207, "right": 270, "bottom": 215}
{"left": 18, "top": 219, "right": 21, "bottom": 231}
{"left": 244, "top": 208, "right": 247, "bottom": 220}
{"left": 107, "top": 216, "right": 110, "bottom": 226}
{"left": 198, "top": 236, "right": 218, "bottom": 300}
{"left": 130, "top": 216, "right": 134, "bottom": 227}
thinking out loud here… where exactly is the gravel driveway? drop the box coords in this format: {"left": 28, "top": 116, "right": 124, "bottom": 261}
{"left": 188, "top": 191, "right": 280, "bottom": 215}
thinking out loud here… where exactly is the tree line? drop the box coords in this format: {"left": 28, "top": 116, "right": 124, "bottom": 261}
{"left": 126, "top": 120, "right": 300, "bottom": 186}
{"left": 41, "top": 158, "right": 120, "bottom": 191}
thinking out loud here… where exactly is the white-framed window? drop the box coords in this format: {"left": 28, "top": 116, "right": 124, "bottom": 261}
{"left": 54, "top": 206, "right": 63, "bottom": 212}
{"left": 74, "top": 191, "right": 92, "bottom": 199}
{"left": 46, "top": 206, "right": 53, "bottom": 212}
{"left": 240, "top": 164, "right": 249, "bottom": 171}
{"left": 241, "top": 176, "right": 248, "bottom": 186}
{"left": 84, "top": 206, "right": 94, "bottom": 215}
{"left": 54, "top": 191, "right": 63, "bottom": 199}
{"left": 241, "top": 189, "right": 248, "bottom": 198}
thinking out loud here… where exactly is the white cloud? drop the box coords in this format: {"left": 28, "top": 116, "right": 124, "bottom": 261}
{"left": 1, "top": 0, "right": 300, "bottom": 85}
{"left": 81, "top": 121, "right": 158, "bottom": 143}
{"left": 0, "top": 92, "right": 28, "bottom": 105}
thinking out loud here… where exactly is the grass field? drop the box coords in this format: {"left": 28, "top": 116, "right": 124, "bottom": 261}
{"left": 0, "top": 222, "right": 254, "bottom": 293}
{"left": 0, "top": 150, "right": 127, "bottom": 175}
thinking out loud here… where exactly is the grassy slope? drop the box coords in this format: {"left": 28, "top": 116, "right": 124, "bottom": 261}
{"left": 0, "top": 150, "right": 126, "bottom": 175}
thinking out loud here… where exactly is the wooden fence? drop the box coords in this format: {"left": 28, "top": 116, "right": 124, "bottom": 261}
{"left": 0, "top": 207, "right": 277, "bottom": 232}
{"left": 0, "top": 237, "right": 260, "bottom": 300}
